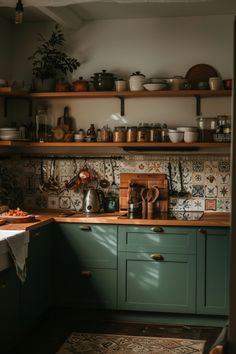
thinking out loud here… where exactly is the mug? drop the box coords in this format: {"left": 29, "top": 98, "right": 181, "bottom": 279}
{"left": 209, "top": 77, "right": 223, "bottom": 90}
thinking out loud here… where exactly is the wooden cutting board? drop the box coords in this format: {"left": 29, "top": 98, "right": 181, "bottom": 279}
{"left": 119, "top": 173, "right": 169, "bottom": 212}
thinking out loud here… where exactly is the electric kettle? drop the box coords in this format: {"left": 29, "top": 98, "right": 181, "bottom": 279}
{"left": 83, "top": 188, "right": 101, "bottom": 214}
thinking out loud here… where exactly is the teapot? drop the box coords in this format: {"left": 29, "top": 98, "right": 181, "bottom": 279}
{"left": 129, "top": 71, "right": 146, "bottom": 91}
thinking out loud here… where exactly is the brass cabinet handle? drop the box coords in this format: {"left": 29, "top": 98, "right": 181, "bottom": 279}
{"left": 80, "top": 271, "right": 92, "bottom": 278}
{"left": 150, "top": 226, "right": 164, "bottom": 233}
{"left": 150, "top": 253, "right": 164, "bottom": 261}
{"left": 79, "top": 225, "right": 91, "bottom": 231}
{"left": 33, "top": 232, "right": 41, "bottom": 238}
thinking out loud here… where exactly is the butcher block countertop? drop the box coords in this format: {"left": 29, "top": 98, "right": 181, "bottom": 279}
{"left": 0, "top": 211, "right": 230, "bottom": 231}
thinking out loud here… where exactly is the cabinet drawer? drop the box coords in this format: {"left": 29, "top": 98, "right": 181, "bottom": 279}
{"left": 118, "top": 252, "right": 196, "bottom": 313}
{"left": 55, "top": 223, "right": 118, "bottom": 268}
{"left": 118, "top": 225, "right": 196, "bottom": 254}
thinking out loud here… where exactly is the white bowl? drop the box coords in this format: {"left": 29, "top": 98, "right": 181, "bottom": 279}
{"left": 177, "top": 126, "right": 198, "bottom": 132}
{"left": 168, "top": 131, "right": 184, "bottom": 143}
{"left": 184, "top": 131, "right": 199, "bottom": 143}
{"left": 143, "top": 83, "right": 167, "bottom": 91}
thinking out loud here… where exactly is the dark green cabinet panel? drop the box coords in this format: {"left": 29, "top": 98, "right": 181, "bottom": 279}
{"left": 197, "top": 228, "right": 229, "bottom": 315}
{"left": 0, "top": 267, "right": 20, "bottom": 345}
{"left": 55, "top": 223, "right": 117, "bottom": 268}
{"left": 118, "top": 225, "right": 196, "bottom": 254}
{"left": 53, "top": 223, "right": 118, "bottom": 309}
{"left": 118, "top": 252, "right": 196, "bottom": 313}
{"left": 20, "top": 224, "right": 52, "bottom": 329}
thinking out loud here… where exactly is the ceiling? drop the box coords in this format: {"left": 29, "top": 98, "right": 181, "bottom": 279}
{"left": 0, "top": 0, "right": 235, "bottom": 28}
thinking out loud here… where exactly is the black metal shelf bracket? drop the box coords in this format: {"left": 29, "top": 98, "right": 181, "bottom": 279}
{"left": 117, "top": 96, "right": 125, "bottom": 116}
{"left": 195, "top": 95, "right": 201, "bottom": 116}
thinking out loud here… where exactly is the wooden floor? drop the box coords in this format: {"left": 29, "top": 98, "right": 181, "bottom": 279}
{"left": 9, "top": 309, "right": 222, "bottom": 354}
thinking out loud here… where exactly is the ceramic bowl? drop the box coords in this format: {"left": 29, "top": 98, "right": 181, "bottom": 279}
{"left": 184, "top": 131, "right": 199, "bottom": 143}
{"left": 168, "top": 130, "right": 184, "bottom": 143}
{"left": 143, "top": 83, "right": 167, "bottom": 91}
{"left": 176, "top": 126, "right": 198, "bottom": 132}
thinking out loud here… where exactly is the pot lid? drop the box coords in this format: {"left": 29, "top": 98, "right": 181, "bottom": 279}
{"left": 130, "top": 71, "right": 145, "bottom": 77}
{"left": 93, "top": 70, "right": 114, "bottom": 77}
{"left": 73, "top": 76, "right": 88, "bottom": 83}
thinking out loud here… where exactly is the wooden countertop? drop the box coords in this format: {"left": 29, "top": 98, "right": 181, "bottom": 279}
{"left": 0, "top": 211, "right": 230, "bottom": 231}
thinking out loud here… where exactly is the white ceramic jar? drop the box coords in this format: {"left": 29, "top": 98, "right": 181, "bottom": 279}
{"left": 129, "top": 71, "right": 146, "bottom": 91}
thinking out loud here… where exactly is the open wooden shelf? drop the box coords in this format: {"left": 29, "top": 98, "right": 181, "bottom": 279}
{"left": 29, "top": 89, "right": 232, "bottom": 99}
{"left": 0, "top": 87, "right": 29, "bottom": 97}
{"left": 0, "top": 141, "right": 229, "bottom": 149}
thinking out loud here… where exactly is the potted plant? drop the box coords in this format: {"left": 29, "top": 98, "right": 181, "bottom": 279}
{"left": 29, "top": 25, "right": 80, "bottom": 92}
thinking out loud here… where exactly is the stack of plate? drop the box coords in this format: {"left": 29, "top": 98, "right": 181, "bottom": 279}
{"left": 0, "top": 128, "right": 21, "bottom": 140}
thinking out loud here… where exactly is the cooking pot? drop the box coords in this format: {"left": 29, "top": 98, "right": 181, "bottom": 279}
{"left": 73, "top": 77, "right": 89, "bottom": 92}
{"left": 168, "top": 76, "right": 188, "bottom": 90}
{"left": 129, "top": 71, "right": 146, "bottom": 91}
{"left": 83, "top": 188, "right": 101, "bottom": 213}
{"left": 91, "top": 70, "right": 116, "bottom": 91}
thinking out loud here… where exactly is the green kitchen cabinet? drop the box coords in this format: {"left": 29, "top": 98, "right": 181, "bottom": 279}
{"left": 0, "top": 267, "right": 21, "bottom": 349}
{"left": 197, "top": 227, "right": 229, "bottom": 315}
{"left": 118, "top": 225, "right": 197, "bottom": 313}
{"left": 53, "top": 223, "right": 118, "bottom": 309}
{"left": 20, "top": 224, "right": 52, "bottom": 330}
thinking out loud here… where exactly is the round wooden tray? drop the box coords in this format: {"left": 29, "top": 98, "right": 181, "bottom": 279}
{"left": 185, "top": 64, "right": 218, "bottom": 89}
{"left": 0, "top": 219, "right": 6, "bottom": 225}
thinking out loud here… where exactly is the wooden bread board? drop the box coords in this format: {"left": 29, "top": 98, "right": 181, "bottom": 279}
{"left": 119, "top": 173, "right": 169, "bottom": 212}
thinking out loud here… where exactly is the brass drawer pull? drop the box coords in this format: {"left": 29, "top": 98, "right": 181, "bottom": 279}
{"left": 80, "top": 225, "right": 91, "bottom": 231}
{"left": 150, "top": 253, "right": 164, "bottom": 261}
{"left": 198, "top": 229, "right": 207, "bottom": 235}
{"left": 80, "top": 271, "right": 92, "bottom": 278}
{"left": 150, "top": 226, "right": 164, "bottom": 233}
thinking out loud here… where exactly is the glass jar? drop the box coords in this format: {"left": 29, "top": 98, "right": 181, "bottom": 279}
{"left": 113, "top": 126, "right": 126, "bottom": 142}
{"left": 126, "top": 126, "right": 137, "bottom": 142}
{"left": 35, "top": 105, "right": 49, "bottom": 142}
{"left": 137, "top": 123, "right": 150, "bottom": 142}
{"left": 150, "top": 123, "right": 162, "bottom": 142}
{"left": 197, "top": 117, "right": 217, "bottom": 142}
{"left": 161, "top": 123, "right": 169, "bottom": 142}
{"left": 87, "top": 123, "right": 96, "bottom": 142}
{"left": 101, "top": 125, "right": 111, "bottom": 142}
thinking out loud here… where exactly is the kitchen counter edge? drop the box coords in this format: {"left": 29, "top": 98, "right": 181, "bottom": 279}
{"left": 0, "top": 212, "right": 230, "bottom": 231}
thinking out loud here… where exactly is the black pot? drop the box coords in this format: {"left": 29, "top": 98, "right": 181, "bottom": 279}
{"left": 91, "top": 70, "right": 116, "bottom": 91}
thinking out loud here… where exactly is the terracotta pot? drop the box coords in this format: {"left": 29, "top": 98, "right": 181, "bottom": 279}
{"left": 73, "top": 77, "right": 89, "bottom": 92}
{"left": 55, "top": 81, "right": 70, "bottom": 92}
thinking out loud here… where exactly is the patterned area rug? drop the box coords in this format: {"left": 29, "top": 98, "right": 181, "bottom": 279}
{"left": 57, "top": 332, "right": 205, "bottom": 354}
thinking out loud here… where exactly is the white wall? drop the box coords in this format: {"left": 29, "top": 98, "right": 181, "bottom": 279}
{"left": 3, "top": 15, "right": 235, "bottom": 129}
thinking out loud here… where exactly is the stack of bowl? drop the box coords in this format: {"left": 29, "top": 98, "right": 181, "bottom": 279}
{"left": 168, "top": 126, "right": 198, "bottom": 143}
{"left": 0, "top": 128, "right": 21, "bottom": 141}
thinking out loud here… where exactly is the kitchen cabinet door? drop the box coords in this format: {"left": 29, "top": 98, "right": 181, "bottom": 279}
{"left": 20, "top": 224, "right": 52, "bottom": 330}
{"left": 197, "top": 227, "right": 229, "bottom": 315}
{"left": 118, "top": 251, "right": 196, "bottom": 313}
{"left": 53, "top": 223, "right": 118, "bottom": 309}
{"left": 0, "top": 267, "right": 20, "bottom": 350}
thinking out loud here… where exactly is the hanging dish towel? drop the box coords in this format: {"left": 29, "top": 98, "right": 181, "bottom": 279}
{"left": 6, "top": 231, "right": 29, "bottom": 283}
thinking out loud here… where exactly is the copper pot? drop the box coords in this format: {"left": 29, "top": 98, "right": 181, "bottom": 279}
{"left": 73, "top": 77, "right": 89, "bottom": 92}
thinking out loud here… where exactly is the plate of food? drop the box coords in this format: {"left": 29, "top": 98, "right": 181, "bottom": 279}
{"left": 1, "top": 208, "right": 37, "bottom": 223}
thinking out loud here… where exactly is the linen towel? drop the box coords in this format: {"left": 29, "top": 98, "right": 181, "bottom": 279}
{"left": 6, "top": 231, "right": 29, "bottom": 282}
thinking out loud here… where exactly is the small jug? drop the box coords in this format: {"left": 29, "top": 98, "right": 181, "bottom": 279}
{"left": 129, "top": 71, "right": 146, "bottom": 91}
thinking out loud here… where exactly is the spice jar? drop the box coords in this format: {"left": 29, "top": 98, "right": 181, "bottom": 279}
{"left": 101, "top": 125, "right": 111, "bottom": 142}
{"left": 113, "top": 126, "right": 126, "bottom": 142}
{"left": 137, "top": 123, "right": 150, "bottom": 142}
{"left": 150, "top": 123, "right": 162, "bottom": 142}
{"left": 126, "top": 126, "right": 137, "bottom": 142}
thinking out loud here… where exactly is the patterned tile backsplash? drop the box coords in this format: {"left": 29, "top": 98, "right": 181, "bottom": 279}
{"left": 0, "top": 154, "right": 231, "bottom": 213}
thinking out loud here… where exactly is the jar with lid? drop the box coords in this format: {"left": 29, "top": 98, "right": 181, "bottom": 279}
{"left": 101, "top": 125, "right": 111, "bottom": 142}
{"left": 197, "top": 116, "right": 217, "bottom": 142}
{"left": 217, "top": 115, "right": 231, "bottom": 134}
{"left": 137, "top": 123, "right": 150, "bottom": 142}
{"left": 35, "top": 105, "right": 49, "bottom": 142}
{"left": 113, "top": 126, "right": 126, "bottom": 142}
{"left": 161, "top": 124, "right": 169, "bottom": 142}
{"left": 150, "top": 123, "right": 162, "bottom": 142}
{"left": 126, "top": 126, "right": 137, "bottom": 142}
